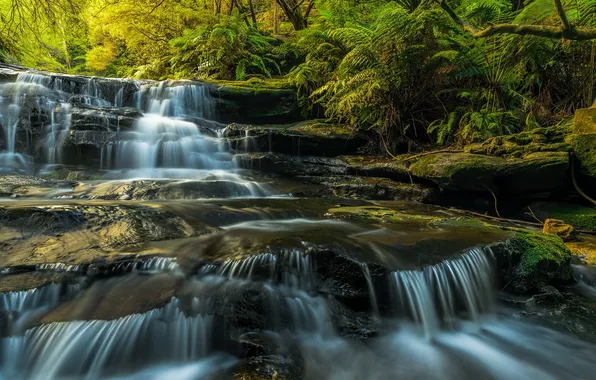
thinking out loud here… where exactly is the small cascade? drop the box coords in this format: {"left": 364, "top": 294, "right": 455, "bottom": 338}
{"left": 0, "top": 285, "right": 62, "bottom": 312}
{"left": 133, "top": 257, "right": 180, "bottom": 273}
{"left": 36, "top": 263, "right": 84, "bottom": 272}
{"left": 0, "top": 283, "right": 81, "bottom": 336}
{"left": 239, "top": 130, "right": 258, "bottom": 153}
{"left": 135, "top": 83, "right": 214, "bottom": 119}
{"left": 265, "top": 285, "right": 333, "bottom": 336}
{"left": 114, "top": 88, "right": 124, "bottom": 108}
{"left": 214, "top": 250, "right": 315, "bottom": 288}
{"left": 217, "top": 253, "right": 277, "bottom": 281}
{"left": 389, "top": 247, "right": 494, "bottom": 336}
{"left": 0, "top": 297, "right": 217, "bottom": 379}
{"left": 360, "top": 263, "right": 380, "bottom": 322}
{"left": 278, "top": 250, "right": 316, "bottom": 289}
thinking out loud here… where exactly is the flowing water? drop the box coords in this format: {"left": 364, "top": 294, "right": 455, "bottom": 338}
{"left": 1, "top": 69, "right": 596, "bottom": 379}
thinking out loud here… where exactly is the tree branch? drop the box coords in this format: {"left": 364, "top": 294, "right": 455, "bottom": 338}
{"left": 473, "top": 24, "right": 596, "bottom": 40}
{"left": 553, "top": 0, "right": 571, "bottom": 31}
{"left": 435, "top": 0, "right": 596, "bottom": 40}
{"left": 436, "top": 0, "right": 477, "bottom": 33}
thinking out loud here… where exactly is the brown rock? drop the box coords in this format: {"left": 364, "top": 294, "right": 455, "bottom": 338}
{"left": 543, "top": 218, "right": 576, "bottom": 242}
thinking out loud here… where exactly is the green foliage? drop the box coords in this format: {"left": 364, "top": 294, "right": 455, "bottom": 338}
{"left": 1, "top": 0, "right": 596, "bottom": 153}
{"left": 170, "top": 18, "right": 291, "bottom": 80}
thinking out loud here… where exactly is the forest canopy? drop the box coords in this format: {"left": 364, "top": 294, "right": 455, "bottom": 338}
{"left": 1, "top": 0, "right": 595, "bottom": 148}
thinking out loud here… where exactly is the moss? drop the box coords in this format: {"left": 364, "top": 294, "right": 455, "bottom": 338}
{"left": 503, "top": 231, "right": 572, "bottom": 292}
{"left": 206, "top": 77, "right": 293, "bottom": 94}
{"left": 567, "top": 133, "right": 596, "bottom": 178}
{"left": 530, "top": 202, "right": 596, "bottom": 232}
{"left": 290, "top": 120, "right": 355, "bottom": 137}
{"left": 467, "top": 125, "right": 572, "bottom": 157}
{"left": 326, "top": 205, "right": 440, "bottom": 224}
{"left": 573, "top": 107, "right": 596, "bottom": 134}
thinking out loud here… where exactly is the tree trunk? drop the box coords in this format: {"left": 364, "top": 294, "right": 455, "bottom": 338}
{"left": 273, "top": 0, "right": 279, "bottom": 34}
{"left": 248, "top": 0, "right": 258, "bottom": 28}
{"left": 277, "top": 0, "right": 308, "bottom": 31}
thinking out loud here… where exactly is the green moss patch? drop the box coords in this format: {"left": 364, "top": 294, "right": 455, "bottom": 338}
{"left": 529, "top": 202, "right": 596, "bottom": 232}
{"left": 499, "top": 231, "right": 572, "bottom": 293}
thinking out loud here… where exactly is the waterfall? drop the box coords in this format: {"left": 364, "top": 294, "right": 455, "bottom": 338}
{"left": 0, "top": 297, "right": 217, "bottom": 379}
{"left": 214, "top": 250, "right": 315, "bottom": 289}
{"left": 0, "top": 72, "right": 116, "bottom": 172}
{"left": 104, "top": 83, "right": 236, "bottom": 173}
{"left": 0, "top": 285, "right": 62, "bottom": 312}
{"left": 389, "top": 247, "right": 494, "bottom": 336}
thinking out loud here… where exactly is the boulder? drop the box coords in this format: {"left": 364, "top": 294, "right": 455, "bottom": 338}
{"left": 342, "top": 156, "right": 413, "bottom": 183}
{"left": 225, "top": 120, "right": 367, "bottom": 157}
{"left": 408, "top": 151, "right": 569, "bottom": 195}
{"left": 492, "top": 231, "right": 573, "bottom": 294}
{"left": 466, "top": 125, "right": 572, "bottom": 157}
{"left": 542, "top": 218, "right": 576, "bottom": 242}
{"left": 199, "top": 78, "right": 300, "bottom": 124}
{"left": 235, "top": 153, "right": 348, "bottom": 177}
{"left": 0, "top": 204, "right": 197, "bottom": 268}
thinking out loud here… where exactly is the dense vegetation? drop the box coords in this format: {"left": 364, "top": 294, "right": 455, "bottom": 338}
{"left": 1, "top": 0, "right": 595, "bottom": 150}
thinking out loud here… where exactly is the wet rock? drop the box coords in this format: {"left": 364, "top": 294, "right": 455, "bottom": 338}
{"left": 342, "top": 156, "right": 413, "bottom": 183}
{"left": 72, "top": 179, "right": 261, "bottom": 200}
{"left": 543, "top": 219, "right": 576, "bottom": 242}
{"left": 0, "top": 204, "right": 196, "bottom": 268}
{"left": 235, "top": 153, "right": 348, "bottom": 177}
{"left": 301, "top": 176, "right": 436, "bottom": 203}
{"left": 39, "top": 274, "right": 182, "bottom": 322}
{"left": 0, "top": 175, "right": 77, "bottom": 197}
{"left": 69, "top": 105, "right": 141, "bottom": 131}
{"left": 225, "top": 120, "right": 367, "bottom": 157}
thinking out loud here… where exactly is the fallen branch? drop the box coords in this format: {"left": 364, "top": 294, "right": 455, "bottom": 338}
{"left": 435, "top": 0, "right": 596, "bottom": 41}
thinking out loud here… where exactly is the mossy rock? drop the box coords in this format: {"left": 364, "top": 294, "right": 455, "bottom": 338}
{"left": 567, "top": 133, "right": 596, "bottom": 179}
{"left": 225, "top": 121, "right": 367, "bottom": 157}
{"left": 341, "top": 156, "right": 413, "bottom": 183}
{"left": 466, "top": 125, "right": 572, "bottom": 158}
{"left": 204, "top": 78, "right": 301, "bottom": 125}
{"left": 574, "top": 107, "right": 596, "bottom": 134}
{"left": 494, "top": 231, "right": 572, "bottom": 293}
{"left": 527, "top": 202, "right": 596, "bottom": 233}
{"left": 408, "top": 152, "right": 569, "bottom": 195}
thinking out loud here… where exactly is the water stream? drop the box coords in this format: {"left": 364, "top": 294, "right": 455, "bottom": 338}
{"left": 1, "top": 70, "right": 596, "bottom": 379}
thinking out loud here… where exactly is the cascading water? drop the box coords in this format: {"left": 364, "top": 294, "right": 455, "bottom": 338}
{"left": 389, "top": 247, "right": 494, "bottom": 336}
{"left": 0, "top": 72, "right": 118, "bottom": 172}
{"left": 0, "top": 297, "right": 221, "bottom": 379}
{"left": 102, "top": 83, "right": 226, "bottom": 172}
